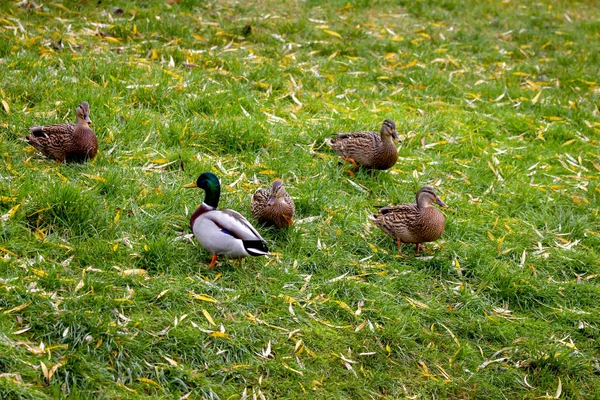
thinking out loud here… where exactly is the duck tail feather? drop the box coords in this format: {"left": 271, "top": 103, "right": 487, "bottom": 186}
{"left": 30, "top": 127, "right": 48, "bottom": 138}
{"left": 243, "top": 240, "right": 269, "bottom": 256}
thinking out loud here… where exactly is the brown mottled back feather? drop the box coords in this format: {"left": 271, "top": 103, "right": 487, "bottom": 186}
{"left": 251, "top": 180, "right": 295, "bottom": 229}
{"left": 24, "top": 101, "right": 97, "bottom": 163}
{"left": 371, "top": 186, "right": 446, "bottom": 252}
{"left": 326, "top": 119, "right": 399, "bottom": 170}
{"left": 373, "top": 204, "right": 445, "bottom": 244}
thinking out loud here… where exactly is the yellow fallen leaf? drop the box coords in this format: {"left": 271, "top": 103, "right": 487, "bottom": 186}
{"left": 355, "top": 321, "right": 368, "bottom": 332}
{"left": 254, "top": 81, "right": 270, "bottom": 89}
{"left": 34, "top": 228, "right": 46, "bottom": 240}
{"left": 83, "top": 174, "right": 107, "bottom": 182}
{"left": 55, "top": 171, "right": 68, "bottom": 182}
{"left": 210, "top": 331, "right": 230, "bottom": 339}
{"left": 163, "top": 356, "right": 178, "bottom": 366}
{"left": 74, "top": 280, "right": 84, "bottom": 292}
{"left": 404, "top": 297, "right": 430, "bottom": 309}
{"left": 0, "top": 247, "right": 16, "bottom": 256}
{"left": 121, "top": 269, "right": 147, "bottom": 276}
{"left": 202, "top": 309, "right": 216, "bottom": 326}
{"left": 47, "top": 362, "right": 64, "bottom": 381}
{"left": 322, "top": 29, "right": 342, "bottom": 38}
{"left": 117, "top": 379, "right": 137, "bottom": 393}
{"left": 278, "top": 294, "right": 298, "bottom": 304}
{"left": 4, "top": 302, "right": 32, "bottom": 314}
{"left": 104, "top": 36, "right": 121, "bottom": 44}
{"left": 334, "top": 300, "right": 354, "bottom": 314}
{"left": 40, "top": 362, "right": 49, "bottom": 381}
{"left": 31, "top": 268, "right": 46, "bottom": 277}
{"left": 259, "top": 170, "right": 276, "bottom": 175}
{"left": 531, "top": 90, "right": 542, "bottom": 104}
{"left": 163, "top": 69, "right": 182, "bottom": 80}
{"left": 400, "top": 59, "right": 418, "bottom": 69}
{"left": 1, "top": 99, "right": 9, "bottom": 114}
{"left": 1, "top": 203, "right": 20, "bottom": 221}
{"left": 136, "top": 378, "right": 161, "bottom": 387}
{"left": 190, "top": 293, "right": 217, "bottom": 303}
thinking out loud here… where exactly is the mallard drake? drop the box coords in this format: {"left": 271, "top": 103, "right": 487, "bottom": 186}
{"left": 24, "top": 101, "right": 98, "bottom": 163}
{"left": 370, "top": 186, "right": 447, "bottom": 255}
{"left": 251, "top": 179, "right": 295, "bottom": 229}
{"left": 185, "top": 172, "right": 269, "bottom": 269}
{"left": 325, "top": 119, "right": 399, "bottom": 171}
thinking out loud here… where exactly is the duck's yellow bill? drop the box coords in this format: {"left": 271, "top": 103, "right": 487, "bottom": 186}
{"left": 184, "top": 182, "right": 197, "bottom": 188}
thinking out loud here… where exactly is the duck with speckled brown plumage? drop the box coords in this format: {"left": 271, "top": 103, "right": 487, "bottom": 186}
{"left": 370, "top": 186, "right": 447, "bottom": 255}
{"left": 24, "top": 101, "right": 97, "bottom": 163}
{"left": 251, "top": 180, "right": 295, "bottom": 229}
{"left": 325, "top": 119, "right": 399, "bottom": 172}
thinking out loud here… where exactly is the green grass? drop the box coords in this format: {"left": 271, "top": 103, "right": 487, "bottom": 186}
{"left": 1, "top": 0, "right": 599, "bottom": 398}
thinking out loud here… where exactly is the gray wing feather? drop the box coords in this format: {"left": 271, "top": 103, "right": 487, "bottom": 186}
{"left": 218, "top": 209, "right": 265, "bottom": 240}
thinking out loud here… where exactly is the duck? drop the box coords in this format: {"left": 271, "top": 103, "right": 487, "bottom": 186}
{"left": 251, "top": 179, "right": 295, "bottom": 229}
{"left": 185, "top": 172, "right": 270, "bottom": 269}
{"left": 24, "top": 101, "right": 98, "bottom": 163}
{"left": 370, "top": 186, "right": 447, "bottom": 255}
{"left": 325, "top": 119, "right": 399, "bottom": 171}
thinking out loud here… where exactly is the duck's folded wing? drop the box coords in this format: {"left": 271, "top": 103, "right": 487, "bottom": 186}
{"left": 377, "top": 204, "right": 415, "bottom": 215}
{"left": 334, "top": 131, "right": 379, "bottom": 145}
{"left": 208, "top": 209, "right": 265, "bottom": 241}
{"left": 30, "top": 123, "right": 76, "bottom": 137}
{"left": 251, "top": 188, "right": 269, "bottom": 216}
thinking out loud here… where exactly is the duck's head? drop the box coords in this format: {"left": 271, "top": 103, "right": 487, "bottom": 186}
{"left": 267, "top": 179, "right": 287, "bottom": 206}
{"left": 76, "top": 101, "right": 92, "bottom": 125}
{"left": 416, "top": 186, "right": 447, "bottom": 208}
{"left": 185, "top": 172, "right": 221, "bottom": 208}
{"left": 381, "top": 119, "right": 399, "bottom": 141}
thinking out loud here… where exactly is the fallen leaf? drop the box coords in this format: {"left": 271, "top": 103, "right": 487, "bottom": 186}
{"left": 202, "top": 309, "right": 216, "bottom": 326}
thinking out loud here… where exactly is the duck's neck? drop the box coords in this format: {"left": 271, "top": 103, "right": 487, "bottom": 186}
{"left": 190, "top": 189, "right": 220, "bottom": 230}
{"left": 416, "top": 195, "right": 431, "bottom": 209}
{"left": 203, "top": 185, "right": 220, "bottom": 209}
{"left": 378, "top": 132, "right": 395, "bottom": 152}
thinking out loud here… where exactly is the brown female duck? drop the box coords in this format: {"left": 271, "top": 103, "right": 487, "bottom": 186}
{"left": 325, "top": 119, "right": 399, "bottom": 171}
{"left": 24, "top": 101, "right": 97, "bottom": 163}
{"left": 251, "top": 179, "right": 295, "bottom": 229}
{"left": 371, "top": 186, "right": 447, "bottom": 255}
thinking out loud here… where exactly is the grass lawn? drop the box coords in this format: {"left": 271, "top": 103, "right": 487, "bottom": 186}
{"left": 1, "top": 0, "right": 599, "bottom": 398}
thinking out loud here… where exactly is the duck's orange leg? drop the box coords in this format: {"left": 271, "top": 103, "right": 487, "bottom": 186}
{"left": 342, "top": 157, "right": 358, "bottom": 177}
{"left": 342, "top": 156, "right": 357, "bottom": 167}
{"left": 208, "top": 254, "right": 218, "bottom": 269}
{"left": 414, "top": 243, "right": 421, "bottom": 255}
{"left": 397, "top": 239, "right": 404, "bottom": 255}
